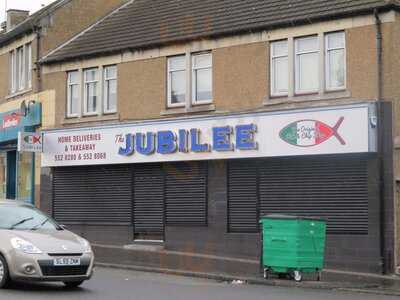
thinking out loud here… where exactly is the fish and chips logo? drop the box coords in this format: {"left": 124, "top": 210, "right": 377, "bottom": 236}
{"left": 24, "top": 134, "right": 42, "bottom": 145}
{"left": 280, "top": 117, "right": 345, "bottom": 147}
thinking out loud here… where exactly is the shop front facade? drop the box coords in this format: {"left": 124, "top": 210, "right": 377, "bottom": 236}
{"left": 41, "top": 103, "right": 388, "bottom": 272}
{"left": 0, "top": 103, "right": 41, "bottom": 203}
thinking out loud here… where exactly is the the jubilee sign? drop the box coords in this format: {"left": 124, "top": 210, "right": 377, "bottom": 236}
{"left": 41, "top": 104, "right": 376, "bottom": 167}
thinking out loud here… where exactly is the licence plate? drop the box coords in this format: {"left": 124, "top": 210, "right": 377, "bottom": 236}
{"left": 53, "top": 258, "right": 81, "bottom": 266}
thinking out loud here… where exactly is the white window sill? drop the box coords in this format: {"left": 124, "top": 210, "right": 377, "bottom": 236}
{"left": 264, "top": 90, "right": 351, "bottom": 106}
{"left": 192, "top": 100, "right": 213, "bottom": 106}
{"left": 167, "top": 103, "right": 186, "bottom": 109}
{"left": 103, "top": 110, "right": 118, "bottom": 115}
{"left": 82, "top": 112, "right": 99, "bottom": 117}
{"left": 63, "top": 113, "right": 119, "bottom": 125}
{"left": 6, "top": 88, "right": 33, "bottom": 100}
{"left": 161, "top": 104, "right": 215, "bottom": 116}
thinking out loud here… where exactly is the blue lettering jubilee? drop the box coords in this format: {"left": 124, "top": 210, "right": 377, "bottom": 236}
{"left": 157, "top": 131, "right": 177, "bottom": 154}
{"left": 213, "top": 126, "right": 233, "bottom": 151}
{"left": 236, "top": 124, "right": 258, "bottom": 150}
{"left": 136, "top": 132, "right": 156, "bottom": 155}
{"left": 178, "top": 129, "right": 189, "bottom": 153}
{"left": 118, "top": 134, "right": 135, "bottom": 156}
{"left": 190, "top": 128, "right": 210, "bottom": 152}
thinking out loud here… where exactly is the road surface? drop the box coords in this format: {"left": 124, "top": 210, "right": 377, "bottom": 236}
{"left": 0, "top": 267, "right": 397, "bottom": 300}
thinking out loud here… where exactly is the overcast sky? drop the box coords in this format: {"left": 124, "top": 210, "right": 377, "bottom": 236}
{"left": 0, "top": 0, "right": 57, "bottom": 23}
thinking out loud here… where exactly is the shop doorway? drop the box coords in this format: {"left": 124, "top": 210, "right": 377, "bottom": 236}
{"left": 6, "top": 151, "right": 16, "bottom": 199}
{"left": 0, "top": 152, "right": 6, "bottom": 199}
{"left": 133, "top": 164, "right": 165, "bottom": 241}
{"left": 17, "top": 152, "right": 34, "bottom": 203}
{"left": 0, "top": 150, "right": 34, "bottom": 202}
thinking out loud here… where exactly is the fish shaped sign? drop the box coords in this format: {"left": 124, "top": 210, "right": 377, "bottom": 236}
{"left": 280, "top": 117, "right": 345, "bottom": 147}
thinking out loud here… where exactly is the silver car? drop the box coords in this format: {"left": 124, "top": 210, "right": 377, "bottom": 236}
{"left": 0, "top": 200, "right": 94, "bottom": 288}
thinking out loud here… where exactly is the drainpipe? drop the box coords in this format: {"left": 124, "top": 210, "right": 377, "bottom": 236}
{"left": 31, "top": 25, "right": 41, "bottom": 207}
{"left": 34, "top": 25, "right": 42, "bottom": 92}
{"left": 374, "top": 9, "right": 387, "bottom": 274}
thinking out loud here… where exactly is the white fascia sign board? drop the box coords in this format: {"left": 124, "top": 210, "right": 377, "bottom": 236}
{"left": 41, "top": 104, "right": 377, "bottom": 167}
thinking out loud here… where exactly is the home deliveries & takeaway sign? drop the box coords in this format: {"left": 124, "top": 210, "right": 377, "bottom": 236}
{"left": 41, "top": 104, "right": 376, "bottom": 167}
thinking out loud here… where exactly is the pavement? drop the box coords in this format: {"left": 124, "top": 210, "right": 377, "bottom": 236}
{"left": 0, "top": 267, "right": 399, "bottom": 300}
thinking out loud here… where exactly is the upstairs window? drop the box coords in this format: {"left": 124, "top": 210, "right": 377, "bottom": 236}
{"left": 84, "top": 68, "right": 99, "bottom": 115}
{"left": 10, "top": 51, "right": 16, "bottom": 93}
{"left": 66, "top": 65, "right": 118, "bottom": 118}
{"left": 295, "top": 35, "right": 319, "bottom": 94}
{"left": 325, "top": 31, "right": 346, "bottom": 90}
{"left": 269, "top": 31, "right": 346, "bottom": 99}
{"left": 26, "top": 43, "right": 32, "bottom": 89}
{"left": 9, "top": 43, "right": 32, "bottom": 95}
{"left": 167, "top": 55, "right": 186, "bottom": 107}
{"left": 192, "top": 53, "right": 212, "bottom": 104}
{"left": 270, "top": 40, "right": 288, "bottom": 96}
{"left": 67, "top": 71, "right": 80, "bottom": 117}
{"left": 17, "top": 46, "right": 25, "bottom": 91}
{"left": 167, "top": 52, "right": 213, "bottom": 109}
{"left": 103, "top": 65, "right": 117, "bottom": 113}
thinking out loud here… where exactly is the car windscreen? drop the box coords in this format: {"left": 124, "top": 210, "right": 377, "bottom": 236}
{"left": 0, "top": 204, "right": 60, "bottom": 230}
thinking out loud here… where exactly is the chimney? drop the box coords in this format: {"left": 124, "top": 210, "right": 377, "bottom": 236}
{"left": 6, "top": 9, "right": 30, "bottom": 31}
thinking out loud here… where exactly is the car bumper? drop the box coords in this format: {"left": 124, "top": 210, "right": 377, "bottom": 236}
{"left": 7, "top": 250, "right": 94, "bottom": 282}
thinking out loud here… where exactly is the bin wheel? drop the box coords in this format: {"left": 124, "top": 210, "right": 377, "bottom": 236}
{"left": 263, "top": 269, "right": 270, "bottom": 279}
{"left": 293, "top": 270, "right": 302, "bottom": 282}
{"left": 317, "top": 271, "right": 322, "bottom": 282}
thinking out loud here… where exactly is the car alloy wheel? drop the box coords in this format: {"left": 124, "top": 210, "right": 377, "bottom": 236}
{"left": 0, "top": 255, "right": 10, "bottom": 288}
{"left": 0, "top": 259, "right": 4, "bottom": 282}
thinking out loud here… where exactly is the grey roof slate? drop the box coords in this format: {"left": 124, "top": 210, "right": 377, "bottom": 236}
{"left": 43, "top": 0, "right": 400, "bottom": 64}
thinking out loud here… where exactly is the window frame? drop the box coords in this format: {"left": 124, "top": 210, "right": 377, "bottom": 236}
{"left": 167, "top": 55, "right": 187, "bottom": 108}
{"left": 9, "top": 50, "right": 16, "bottom": 94}
{"left": 83, "top": 67, "right": 99, "bottom": 116}
{"left": 16, "top": 46, "right": 25, "bottom": 92}
{"left": 294, "top": 35, "right": 320, "bottom": 95}
{"left": 191, "top": 52, "right": 213, "bottom": 105}
{"left": 103, "top": 65, "right": 118, "bottom": 114}
{"left": 270, "top": 40, "right": 289, "bottom": 97}
{"left": 26, "top": 43, "right": 32, "bottom": 89}
{"left": 325, "top": 31, "right": 346, "bottom": 91}
{"left": 8, "top": 42, "right": 32, "bottom": 95}
{"left": 66, "top": 70, "right": 80, "bottom": 118}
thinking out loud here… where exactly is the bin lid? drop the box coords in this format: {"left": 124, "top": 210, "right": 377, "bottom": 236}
{"left": 260, "top": 214, "right": 325, "bottom": 221}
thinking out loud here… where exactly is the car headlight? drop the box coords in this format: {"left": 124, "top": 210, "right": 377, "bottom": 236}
{"left": 11, "top": 237, "right": 42, "bottom": 254}
{"left": 77, "top": 237, "right": 92, "bottom": 253}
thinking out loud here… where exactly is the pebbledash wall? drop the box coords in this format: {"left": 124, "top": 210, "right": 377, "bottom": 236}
{"left": 40, "top": 103, "right": 388, "bottom": 273}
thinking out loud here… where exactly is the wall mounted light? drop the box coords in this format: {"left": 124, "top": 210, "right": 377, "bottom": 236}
{"left": 20, "top": 100, "right": 36, "bottom": 117}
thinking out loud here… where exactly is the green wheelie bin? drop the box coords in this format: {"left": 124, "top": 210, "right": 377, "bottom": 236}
{"left": 260, "top": 214, "right": 327, "bottom": 282}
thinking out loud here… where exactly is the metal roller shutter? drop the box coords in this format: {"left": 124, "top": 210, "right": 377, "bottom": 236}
{"left": 259, "top": 156, "right": 369, "bottom": 234}
{"left": 165, "top": 162, "right": 207, "bottom": 226}
{"left": 133, "top": 164, "right": 165, "bottom": 235}
{"left": 53, "top": 165, "right": 132, "bottom": 224}
{"left": 228, "top": 156, "right": 369, "bottom": 234}
{"left": 228, "top": 161, "right": 258, "bottom": 233}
